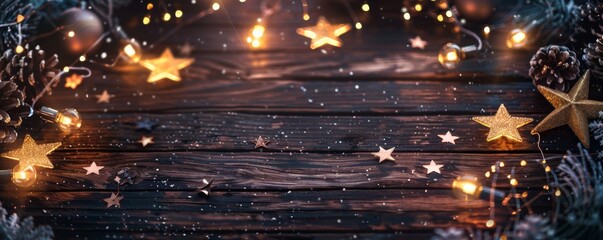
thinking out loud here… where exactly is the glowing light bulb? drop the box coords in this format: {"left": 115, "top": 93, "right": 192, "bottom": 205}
{"left": 67, "top": 31, "right": 75, "bottom": 38}
{"left": 361, "top": 3, "right": 370, "bottom": 12}
{"left": 212, "top": 3, "right": 220, "bottom": 10}
{"left": 15, "top": 45, "right": 24, "bottom": 54}
{"left": 438, "top": 43, "right": 462, "bottom": 69}
{"left": 12, "top": 164, "right": 36, "bottom": 188}
{"left": 506, "top": 28, "right": 527, "bottom": 49}
{"left": 355, "top": 22, "right": 362, "bottom": 29}
{"left": 414, "top": 4, "right": 422, "bottom": 11}
{"left": 303, "top": 14, "right": 310, "bottom": 21}
{"left": 247, "top": 24, "right": 265, "bottom": 49}
{"left": 163, "top": 13, "right": 171, "bottom": 21}
{"left": 175, "top": 10, "right": 183, "bottom": 18}
{"left": 403, "top": 13, "right": 411, "bottom": 20}
{"left": 483, "top": 26, "right": 490, "bottom": 35}
{"left": 143, "top": 16, "right": 151, "bottom": 25}
{"left": 38, "top": 107, "right": 82, "bottom": 132}
{"left": 452, "top": 176, "right": 481, "bottom": 200}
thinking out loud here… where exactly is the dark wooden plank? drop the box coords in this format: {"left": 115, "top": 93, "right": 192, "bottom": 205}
{"left": 0, "top": 151, "right": 559, "bottom": 191}
{"left": 18, "top": 113, "right": 575, "bottom": 153}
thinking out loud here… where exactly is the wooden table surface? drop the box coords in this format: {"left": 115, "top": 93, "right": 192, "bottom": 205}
{"left": 0, "top": 1, "right": 597, "bottom": 239}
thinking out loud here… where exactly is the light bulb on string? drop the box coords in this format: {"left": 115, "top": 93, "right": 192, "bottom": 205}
{"left": 437, "top": 43, "right": 481, "bottom": 69}
{"left": 37, "top": 106, "right": 82, "bottom": 132}
{"left": 452, "top": 175, "right": 505, "bottom": 201}
{"left": 506, "top": 28, "right": 528, "bottom": 49}
{"left": 11, "top": 164, "right": 37, "bottom": 188}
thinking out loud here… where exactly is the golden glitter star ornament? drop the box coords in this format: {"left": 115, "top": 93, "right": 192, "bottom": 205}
{"left": 1, "top": 134, "right": 61, "bottom": 169}
{"left": 140, "top": 48, "right": 194, "bottom": 83}
{"left": 531, "top": 70, "right": 603, "bottom": 148}
{"left": 372, "top": 146, "right": 395, "bottom": 163}
{"left": 64, "top": 74, "right": 83, "bottom": 89}
{"left": 296, "top": 16, "right": 351, "bottom": 49}
{"left": 472, "top": 104, "right": 533, "bottom": 142}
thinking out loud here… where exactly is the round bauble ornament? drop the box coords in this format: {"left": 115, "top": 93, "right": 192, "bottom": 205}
{"left": 453, "top": 0, "right": 494, "bottom": 22}
{"left": 58, "top": 8, "right": 103, "bottom": 55}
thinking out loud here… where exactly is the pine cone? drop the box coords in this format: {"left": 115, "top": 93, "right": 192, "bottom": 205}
{"left": 0, "top": 45, "right": 60, "bottom": 105}
{"left": 432, "top": 228, "right": 469, "bottom": 240}
{"left": 529, "top": 45, "right": 581, "bottom": 92}
{"left": 512, "top": 215, "right": 552, "bottom": 240}
{"left": 583, "top": 37, "right": 603, "bottom": 80}
{"left": 571, "top": 2, "right": 603, "bottom": 56}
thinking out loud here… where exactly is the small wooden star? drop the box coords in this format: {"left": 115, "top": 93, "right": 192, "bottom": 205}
{"left": 96, "top": 90, "right": 114, "bottom": 103}
{"left": 296, "top": 16, "right": 351, "bottom": 49}
{"left": 83, "top": 162, "right": 104, "bottom": 175}
{"left": 372, "top": 146, "right": 395, "bottom": 163}
{"left": 251, "top": 136, "right": 270, "bottom": 149}
{"left": 138, "top": 136, "right": 154, "bottom": 147}
{"left": 196, "top": 178, "right": 214, "bottom": 196}
{"left": 472, "top": 104, "right": 533, "bottom": 142}
{"left": 409, "top": 36, "right": 427, "bottom": 49}
{"left": 140, "top": 48, "right": 194, "bottom": 83}
{"left": 103, "top": 193, "right": 124, "bottom": 208}
{"left": 438, "top": 131, "right": 459, "bottom": 144}
{"left": 1, "top": 134, "right": 61, "bottom": 169}
{"left": 423, "top": 160, "right": 443, "bottom": 174}
{"left": 531, "top": 70, "right": 603, "bottom": 148}
{"left": 64, "top": 74, "right": 83, "bottom": 89}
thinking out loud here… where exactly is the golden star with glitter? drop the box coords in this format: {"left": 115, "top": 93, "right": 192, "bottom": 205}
{"left": 138, "top": 136, "right": 154, "bottom": 147}
{"left": 96, "top": 90, "right": 114, "bottom": 103}
{"left": 140, "top": 48, "right": 194, "bottom": 83}
{"left": 251, "top": 136, "right": 270, "bottom": 149}
{"left": 1, "top": 134, "right": 61, "bottom": 169}
{"left": 372, "top": 146, "right": 395, "bottom": 163}
{"left": 472, "top": 104, "right": 533, "bottom": 142}
{"left": 296, "top": 16, "right": 351, "bottom": 49}
{"left": 64, "top": 74, "right": 83, "bottom": 89}
{"left": 103, "top": 193, "right": 124, "bottom": 208}
{"left": 531, "top": 70, "right": 603, "bottom": 148}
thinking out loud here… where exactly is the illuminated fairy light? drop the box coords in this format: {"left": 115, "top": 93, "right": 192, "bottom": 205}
{"left": 163, "top": 12, "right": 171, "bottom": 21}
{"left": 302, "top": 0, "right": 309, "bottom": 20}
{"left": 146, "top": 3, "right": 154, "bottom": 10}
{"left": 361, "top": 3, "right": 370, "bottom": 12}
{"left": 483, "top": 26, "right": 491, "bottom": 35}
{"left": 247, "top": 22, "right": 266, "bottom": 49}
{"left": 355, "top": 22, "right": 362, "bottom": 30}
{"left": 414, "top": 4, "right": 422, "bottom": 11}
{"left": 175, "top": 10, "right": 183, "bottom": 18}
{"left": 79, "top": 55, "right": 86, "bottom": 62}
{"left": 212, "top": 2, "right": 220, "bottom": 10}
{"left": 507, "top": 28, "right": 528, "bottom": 49}
{"left": 67, "top": 31, "right": 75, "bottom": 37}
{"left": 403, "top": 12, "right": 411, "bottom": 20}
{"left": 15, "top": 45, "right": 24, "bottom": 53}
{"left": 142, "top": 16, "right": 151, "bottom": 25}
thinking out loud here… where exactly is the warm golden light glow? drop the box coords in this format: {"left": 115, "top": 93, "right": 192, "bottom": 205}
{"left": 361, "top": 3, "right": 370, "bottom": 12}
{"left": 437, "top": 14, "right": 444, "bottom": 22}
{"left": 16, "top": 14, "right": 25, "bottom": 23}
{"left": 520, "top": 160, "right": 527, "bottom": 166}
{"left": 303, "top": 14, "right": 310, "bottom": 21}
{"left": 15, "top": 45, "right": 24, "bottom": 54}
{"left": 56, "top": 108, "right": 82, "bottom": 132}
{"left": 452, "top": 176, "right": 482, "bottom": 200}
{"left": 175, "top": 10, "right": 183, "bottom": 18}
{"left": 143, "top": 16, "right": 151, "bottom": 25}
{"left": 121, "top": 39, "right": 142, "bottom": 63}
{"left": 146, "top": 3, "right": 154, "bottom": 10}
{"left": 67, "top": 31, "right": 75, "bottom": 37}
{"left": 483, "top": 26, "right": 490, "bottom": 35}
{"left": 163, "top": 13, "right": 171, "bottom": 21}
{"left": 79, "top": 55, "right": 86, "bottom": 62}
{"left": 212, "top": 3, "right": 220, "bottom": 10}
{"left": 510, "top": 178, "right": 518, "bottom": 186}
{"left": 438, "top": 43, "right": 462, "bottom": 69}
{"left": 414, "top": 4, "right": 422, "bottom": 11}
{"left": 403, "top": 13, "right": 411, "bottom": 20}
{"left": 247, "top": 24, "right": 266, "bottom": 49}
{"left": 355, "top": 22, "right": 362, "bottom": 30}
{"left": 506, "top": 28, "right": 528, "bottom": 49}
{"left": 11, "top": 164, "right": 37, "bottom": 188}
{"left": 486, "top": 220, "right": 495, "bottom": 228}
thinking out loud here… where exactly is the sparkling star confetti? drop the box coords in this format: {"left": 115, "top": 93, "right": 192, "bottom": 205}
{"left": 96, "top": 90, "right": 114, "bottom": 103}
{"left": 196, "top": 178, "right": 214, "bottom": 196}
{"left": 531, "top": 70, "right": 603, "bottom": 148}
{"left": 372, "top": 146, "right": 395, "bottom": 163}
{"left": 1, "top": 134, "right": 61, "bottom": 169}
{"left": 83, "top": 162, "right": 104, "bottom": 175}
{"left": 140, "top": 48, "right": 194, "bottom": 83}
{"left": 251, "top": 136, "right": 270, "bottom": 149}
{"left": 116, "top": 167, "right": 139, "bottom": 186}
{"left": 472, "top": 104, "right": 533, "bottom": 142}
{"left": 103, "top": 193, "right": 124, "bottom": 208}
{"left": 409, "top": 36, "right": 427, "bottom": 49}
{"left": 64, "top": 74, "right": 83, "bottom": 89}
{"left": 135, "top": 118, "right": 157, "bottom": 131}
{"left": 438, "top": 131, "right": 459, "bottom": 144}
{"left": 423, "top": 160, "right": 443, "bottom": 174}
{"left": 296, "top": 16, "right": 351, "bottom": 49}
{"left": 138, "top": 136, "right": 154, "bottom": 147}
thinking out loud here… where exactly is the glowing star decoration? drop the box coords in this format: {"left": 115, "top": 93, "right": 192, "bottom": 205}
{"left": 423, "top": 160, "right": 443, "bottom": 174}
{"left": 83, "top": 162, "right": 104, "bottom": 175}
{"left": 251, "top": 136, "right": 270, "bottom": 149}
{"left": 438, "top": 131, "right": 459, "bottom": 144}
{"left": 472, "top": 104, "right": 533, "bottom": 142}
{"left": 1, "top": 134, "right": 61, "bottom": 169}
{"left": 103, "top": 193, "right": 124, "bottom": 208}
{"left": 409, "top": 36, "right": 428, "bottom": 49}
{"left": 138, "top": 136, "right": 154, "bottom": 147}
{"left": 372, "top": 146, "right": 395, "bottom": 163}
{"left": 140, "top": 48, "right": 194, "bottom": 83}
{"left": 296, "top": 16, "right": 351, "bottom": 49}
{"left": 531, "top": 70, "right": 603, "bottom": 148}
{"left": 64, "top": 74, "right": 83, "bottom": 89}
{"left": 96, "top": 90, "right": 114, "bottom": 103}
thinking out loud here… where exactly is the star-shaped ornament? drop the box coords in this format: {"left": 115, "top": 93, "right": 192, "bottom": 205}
{"left": 64, "top": 74, "right": 83, "bottom": 89}
{"left": 409, "top": 36, "right": 427, "bottom": 49}
{"left": 472, "top": 104, "right": 533, "bottom": 142}
{"left": 140, "top": 48, "right": 194, "bottom": 83}
{"left": 423, "top": 160, "right": 443, "bottom": 174}
{"left": 251, "top": 136, "right": 270, "bottom": 149}
{"left": 83, "top": 162, "right": 104, "bottom": 175}
{"left": 531, "top": 70, "right": 603, "bottom": 148}
{"left": 1, "top": 134, "right": 61, "bottom": 169}
{"left": 196, "top": 178, "right": 214, "bottom": 196}
{"left": 138, "top": 136, "right": 154, "bottom": 147}
{"left": 135, "top": 118, "right": 157, "bottom": 131}
{"left": 96, "top": 90, "right": 114, "bottom": 103}
{"left": 438, "top": 131, "right": 459, "bottom": 144}
{"left": 296, "top": 16, "right": 351, "bottom": 49}
{"left": 372, "top": 146, "right": 395, "bottom": 163}
{"left": 103, "top": 193, "right": 124, "bottom": 208}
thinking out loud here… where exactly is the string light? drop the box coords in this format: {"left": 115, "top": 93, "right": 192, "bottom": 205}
{"left": 175, "top": 10, "right": 183, "bottom": 18}
{"left": 361, "top": 3, "right": 370, "bottom": 12}
{"left": 452, "top": 176, "right": 505, "bottom": 201}
{"left": 163, "top": 12, "right": 171, "bottom": 21}
{"left": 142, "top": 16, "right": 151, "bottom": 25}
{"left": 11, "top": 164, "right": 36, "bottom": 187}
{"left": 246, "top": 21, "right": 266, "bottom": 49}
{"left": 212, "top": 2, "right": 220, "bottom": 10}
{"left": 38, "top": 106, "right": 82, "bottom": 132}
{"left": 506, "top": 28, "right": 528, "bottom": 49}
{"left": 15, "top": 45, "right": 24, "bottom": 53}
{"left": 67, "top": 31, "right": 75, "bottom": 38}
